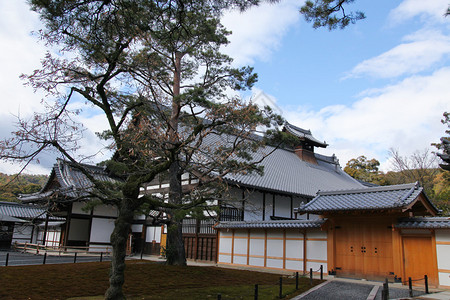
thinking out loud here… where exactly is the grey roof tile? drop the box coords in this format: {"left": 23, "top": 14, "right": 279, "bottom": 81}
{"left": 214, "top": 219, "right": 325, "bottom": 229}
{"left": 298, "top": 183, "right": 436, "bottom": 213}
{"left": 0, "top": 201, "right": 63, "bottom": 221}
{"left": 396, "top": 217, "right": 450, "bottom": 229}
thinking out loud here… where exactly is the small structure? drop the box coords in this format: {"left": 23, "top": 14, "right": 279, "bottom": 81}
{"left": 0, "top": 201, "right": 63, "bottom": 248}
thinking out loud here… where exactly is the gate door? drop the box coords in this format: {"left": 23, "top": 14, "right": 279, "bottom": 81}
{"left": 402, "top": 236, "right": 438, "bottom": 287}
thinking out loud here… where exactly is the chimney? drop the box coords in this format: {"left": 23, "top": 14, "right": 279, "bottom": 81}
{"left": 294, "top": 143, "right": 318, "bottom": 165}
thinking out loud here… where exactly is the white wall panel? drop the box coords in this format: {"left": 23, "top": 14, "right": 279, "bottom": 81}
{"left": 244, "top": 191, "right": 264, "bottom": 221}
{"left": 436, "top": 230, "right": 450, "bottom": 242}
{"left": 233, "top": 255, "right": 247, "bottom": 265}
{"left": 219, "top": 254, "right": 232, "bottom": 263}
{"left": 267, "top": 239, "right": 283, "bottom": 257}
{"left": 274, "top": 195, "right": 291, "bottom": 218}
{"left": 438, "top": 272, "right": 450, "bottom": 287}
{"left": 286, "top": 240, "right": 303, "bottom": 259}
{"left": 72, "top": 202, "right": 90, "bottom": 215}
{"left": 306, "top": 240, "right": 327, "bottom": 261}
{"left": 90, "top": 218, "right": 114, "bottom": 243}
{"left": 93, "top": 205, "right": 118, "bottom": 217}
{"left": 249, "top": 239, "right": 265, "bottom": 256}
{"left": 146, "top": 226, "right": 161, "bottom": 243}
{"left": 219, "top": 235, "right": 232, "bottom": 254}
{"left": 131, "top": 224, "right": 143, "bottom": 233}
{"left": 267, "top": 258, "right": 283, "bottom": 269}
{"left": 234, "top": 238, "right": 247, "bottom": 255}
{"left": 249, "top": 257, "right": 264, "bottom": 267}
{"left": 12, "top": 224, "right": 34, "bottom": 243}
{"left": 285, "top": 260, "right": 303, "bottom": 271}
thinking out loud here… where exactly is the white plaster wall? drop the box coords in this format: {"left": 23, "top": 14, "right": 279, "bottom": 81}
{"left": 249, "top": 257, "right": 264, "bottom": 267}
{"left": 93, "top": 205, "right": 118, "bottom": 217}
{"left": 72, "top": 202, "right": 90, "bottom": 215}
{"left": 249, "top": 239, "right": 264, "bottom": 256}
{"left": 306, "top": 240, "right": 327, "bottom": 261}
{"left": 307, "top": 229, "right": 327, "bottom": 239}
{"left": 90, "top": 218, "right": 114, "bottom": 243}
{"left": 267, "top": 258, "right": 283, "bottom": 269}
{"left": 12, "top": 224, "right": 34, "bottom": 244}
{"left": 306, "top": 261, "right": 327, "bottom": 273}
{"left": 244, "top": 191, "right": 264, "bottom": 221}
{"left": 436, "top": 229, "right": 450, "bottom": 287}
{"left": 233, "top": 255, "right": 247, "bottom": 265}
{"left": 285, "top": 259, "right": 302, "bottom": 271}
{"left": 267, "top": 239, "right": 283, "bottom": 257}
{"left": 234, "top": 237, "right": 248, "bottom": 255}
{"left": 286, "top": 240, "right": 303, "bottom": 259}
{"left": 274, "top": 195, "right": 291, "bottom": 218}
{"left": 146, "top": 226, "right": 161, "bottom": 243}
{"left": 265, "top": 193, "right": 273, "bottom": 220}
{"left": 219, "top": 254, "right": 232, "bottom": 263}
{"left": 219, "top": 232, "right": 232, "bottom": 254}
{"left": 131, "top": 224, "right": 143, "bottom": 233}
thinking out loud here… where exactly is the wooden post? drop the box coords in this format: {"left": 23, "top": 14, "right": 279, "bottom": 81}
{"left": 100, "top": 252, "right": 103, "bottom": 262}
{"left": 310, "top": 268, "right": 313, "bottom": 286}
{"left": 254, "top": 284, "right": 258, "bottom": 300}
{"left": 279, "top": 277, "right": 282, "bottom": 299}
{"left": 295, "top": 272, "right": 299, "bottom": 290}
{"left": 5, "top": 253, "right": 9, "bottom": 266}
{"left": 383, "top": 278, "right": 389, "bottom": 300}
{"left": 43, "top": 253, "right": 47, "bottom": 265}
{"left": 74, "top": 252, "right": 77, "bottom": 263}
{"left": 320, "top": 265, "right": 323, "bottom": 280}
{"left": 408, "top": 277, "right": 413, "bottom": 298}
{"left": 217, "top": 293, "right": 221, "bottom": 300}
{"left": 425, "top": 275, "right": 429, "bottom": 294}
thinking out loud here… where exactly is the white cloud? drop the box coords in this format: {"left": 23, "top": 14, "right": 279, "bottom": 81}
{"left": 346, "top": 29, "right": 450, "bottom": 79}
{"left": 283, "top": 67, "right": 450, "bottom": 171}
{"left": 389, "top": 0, "right": 449, "bottom": 25}
{"left": 221, "top": 0, "right": 301, "bottom": 66}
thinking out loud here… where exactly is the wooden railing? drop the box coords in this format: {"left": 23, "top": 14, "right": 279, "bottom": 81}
{"left": 13, "top": 242, "right": 112, "bottom": 255}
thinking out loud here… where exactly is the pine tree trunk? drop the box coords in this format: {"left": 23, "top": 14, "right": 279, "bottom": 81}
{"left": 105, "top": 201, "right": 135, "bottom": 300}
{"left": 165, "top": 160, "right": 187, "bottom": 266}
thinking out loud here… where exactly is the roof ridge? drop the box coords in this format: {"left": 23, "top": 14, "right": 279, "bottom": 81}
{"left": 317, "top": 182, "right": 417, "bottom": 196}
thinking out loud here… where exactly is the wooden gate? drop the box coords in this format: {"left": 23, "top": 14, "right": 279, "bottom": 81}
{"left": 182, "top": 218, "right": 217, "bottom": 262}
{"left": 334, "top": 220, "right": 394, "bottom": 280}
{"left": 402, "top": 236, "right": 438, "bottom": 287}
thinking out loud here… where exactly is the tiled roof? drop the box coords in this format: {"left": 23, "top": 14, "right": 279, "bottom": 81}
{"left": 0, "top": 201, "right": 63, "bottom": 221}
{"left": 298, "top": 183, "right": 437, "bottom": 213}
{"left": 283, "top": 123, "right": 328, "bottom": 148}
{"left": 396, "top": 217, "right": 450, "bottom": 229}
{"left": 214, "top": 219, "right": 325, "bottom": 229}
{"left": 20, "top": 159, "right": 118, "bottom": 202}
{"left": 220, "top": 138, "right": 363, "bottom": 197}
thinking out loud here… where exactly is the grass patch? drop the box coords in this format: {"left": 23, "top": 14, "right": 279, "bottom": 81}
{"left": 0, "top": 260, "right": 323, "bottom": 299}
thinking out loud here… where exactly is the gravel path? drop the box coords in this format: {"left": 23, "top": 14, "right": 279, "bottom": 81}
{"left": 295, "top": 280, "right": 426, "bottom": 300}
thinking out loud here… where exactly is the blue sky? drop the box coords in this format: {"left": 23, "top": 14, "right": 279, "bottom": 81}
{"left": 0, "top": 0, "right": 449, "bottom": 174}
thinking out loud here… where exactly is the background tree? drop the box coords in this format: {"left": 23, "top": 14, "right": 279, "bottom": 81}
{"left": 433, "top": 112, "right": 450, "bottom": 171}
{"left": 300, "top": 0, "right": 366, "bottom": 30}
{"left": 344, "top": 155, "right": 387, "bottom": 185}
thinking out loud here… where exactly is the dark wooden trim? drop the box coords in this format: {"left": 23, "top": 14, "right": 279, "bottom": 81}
{"left": 290, "top": 195, "right": 294, "bottom": 219}
{"left": 272, "top": 194, "right": 275, "bottom": 218}
{"left": 262, "top": 192, "right": 266, "bottom": 221}
{"left": 87, "top": 208, "right": 94, "bottom": 244}
{"left": 42, "top": 213, "right": 49, "bottom": 245}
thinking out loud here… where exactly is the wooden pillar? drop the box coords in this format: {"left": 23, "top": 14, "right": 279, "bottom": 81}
{"left": 42, "top": 213, "right": 49, "bottom": 245}
{"left": 247, "top": 229, "right": 251, "bottom": 265}
{"left": 303, "top": 229, "right": 307, "bottom": 274}
{"left": 283, "top": 230, "right": 286, "bottom": 269}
